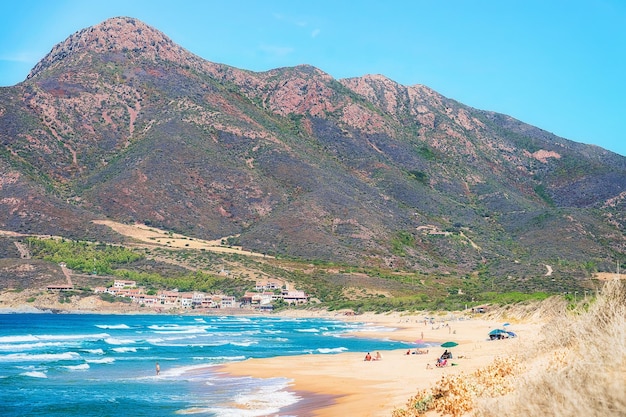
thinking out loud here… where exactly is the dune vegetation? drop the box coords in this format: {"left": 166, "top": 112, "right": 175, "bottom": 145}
{"left": 392, "top": 278, "right": 626, "bottom": 417}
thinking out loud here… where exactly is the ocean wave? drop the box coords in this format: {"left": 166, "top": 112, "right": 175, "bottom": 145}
{"left": 195, "top": 381, "right": 299, "bottom": 417}
{"left": 147, "top": 325, "right": 213, "bottom": 335}
{"left": 104, "top": 337, "right": 136, "bottom": 345}
{"left": 64, "top": 363, "right": 90, "bottom": 371}
{"left": 179, "top": 394, "right": 299, "bottom": 416}
{"left": 262, "top": 329, "right": 283, "bottom": 334}
{"left": 162, "top": 363, "right": 219, "bottom": 378}
{"left": 95, "top": 324, "right": 131, "bottom": 329}
{"left": 0, "top": 341, "right": 67, "bottom": 351}
{"left": 317, "top": 347, "right": 348, "bottom": 354}
{"left": 20, "top": 371, "right": 47, "bottom": 378}
{"left": 152, "top": 328, "right": 208, "bottom": 335}
{"left": 229, "top": 341, "right": 258, "bottom": 347}
{"left": 40, "top": 333, "right": 111, "bottom": 341}
{"left": 321, "top": 331, "right": 349, "bottom": 338}
{"left": 0, "top": 352, "right": 81, "bottom": 362}
{"left": 82, "top": 348, "right": 105, "bottom": 354}
{"left": 0, "top": 335, "right": 40, "bottom": 343}
{"left": 86, "top": 357, "right": 115, "bottom": 364}
{"left": 0, "top": 333, "right": 110, "bottom": 344}
{"left": 221, "top": 316, "right": 252, "bottom": 323}
{"left": 145, "top": 334, "right": 199, "bottom": 344}
{"left": 111, "top": 347, "right": 137, "bottom": 353}
{"left": 191, "top": 355, "right": 246, "bottom": 362}
{"left": 295, "top": 328, "right": 320, "bottom": 333}
{"left": 357, "top": 325, "right": 397, "bottom": 333}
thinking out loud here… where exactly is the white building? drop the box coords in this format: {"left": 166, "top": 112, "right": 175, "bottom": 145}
{"left": 113, "top": 280, "right": 137, "bottom": 289}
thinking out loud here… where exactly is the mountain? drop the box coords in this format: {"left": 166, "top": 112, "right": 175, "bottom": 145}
{"left": 1, "top": 17, "right": 625, "bottom": 292}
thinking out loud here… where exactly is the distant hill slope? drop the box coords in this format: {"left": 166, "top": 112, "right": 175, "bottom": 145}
{"left": 1, "top": 17, "right": 624, "bottom": 287}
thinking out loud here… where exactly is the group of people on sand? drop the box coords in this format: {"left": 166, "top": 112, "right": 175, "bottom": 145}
{"left": 435, "top": 349, "right": 452, "bottom": 367}
{"left": 364, "top": 351, "right": 383, "bottom": 361}
{"left": 406, "top": 348, "right": 429, "bottom": 355}
{"left": 418, "top": 349, "right": 453, "bottom": 369}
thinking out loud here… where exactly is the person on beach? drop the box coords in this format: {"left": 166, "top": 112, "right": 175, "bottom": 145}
{"left": 374, "top": 351, "right": 383, "bottom": 361}
{"left": 364, "top": 352, "right": 372, "bottom": 361}
{"left": 156, "top": 362, "right": 160, "bottom": 375}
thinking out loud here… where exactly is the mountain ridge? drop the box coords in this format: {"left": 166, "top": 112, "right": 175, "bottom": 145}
{"left": 1, "top": 17, "right": 625, "bottom": 292}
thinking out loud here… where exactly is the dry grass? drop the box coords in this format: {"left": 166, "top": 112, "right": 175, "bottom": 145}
{"left": 392, "top": 279, "right": 626, "bottom": 417}
{"left": 92, "top": 220, "right": 271, "bottom": 257}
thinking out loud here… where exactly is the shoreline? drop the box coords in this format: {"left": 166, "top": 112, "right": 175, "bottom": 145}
{"left": 0, "top": 303, "right": 540, "bottom": 416}
{"left": 216, "top": 310, "right": 538, "bottom": 417}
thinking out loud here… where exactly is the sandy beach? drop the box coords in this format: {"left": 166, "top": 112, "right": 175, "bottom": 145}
{"left": 218, "top": 311, "right": 543, "bottom": 417}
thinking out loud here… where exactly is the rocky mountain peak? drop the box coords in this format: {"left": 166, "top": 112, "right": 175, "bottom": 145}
{"left": 27, "top": 17, "right": 195, "bottom": 80}
{"left": 1, "top": 17, "right": 624, "bottom": 284}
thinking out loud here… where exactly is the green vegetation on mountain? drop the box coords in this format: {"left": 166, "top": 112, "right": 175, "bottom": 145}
{"left": 0, "top": 17, "right": 624, "bottom": 306}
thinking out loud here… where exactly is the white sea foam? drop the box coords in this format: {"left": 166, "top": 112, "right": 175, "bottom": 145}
{"left": 295, "top": 328, "right": 320, "bottom": 333}
{"left": 40, "top": 333, "right": 110, "bottom": 341}
{"left": 0, "top": 352, "right": 81, "bottom": 362}
{"left": 86, "top": 357, "right": 115, "bottom": 364}
{"left": 111, "top": 347, "right": 137, "bottom": 353}
{"left": 317, "top": 347, "right": 348, "bottom": 354}
{"left": 64, "top": 363, "right": 90, "bottom": 371}
{"left": 0, "top": 333, "right": 110, "bottom": 343}
{"left": 148, "top": 325, "right": 211, "bottom": 334}
{"left": 0, "top": 341, "right": 67, "bottom": 351}
{"left": 20, "top": 371, "right": 48, "bottom": 378}
{"left": 152, "top": 328, "right": 207, "bottom": 334}
{"left": 163, "top": 363, "right": 218, "bottom": 378}
{"left": 262, "top": 329, "right": 283, "bottom": 334}
{"left": 82, "top": 348, "right": 105, "bottom": 354}
{"left": 321, "top": 331, "right": 348, "bottom": 338}
{"left": 229, "top": 317, "right": 252, "bottom": 323}
{"left": 95, "top": 324, "right": 131, "bottom": 329}
{"left": 0, "top": 335, "right": 39, "bottom": 343}
{"left": 191, "top": 355, "right": 246, "bottom": 362}
{"left": 104, "top": 337, "right": 136, "bottom": 345}
{"left": 146, "top": 334, "right": 198, "bottom": 344}
{"left": 358, "top": 325, "right": 396, "bottom": 333}
{"left": 229, "top": 341, "right": 257, "bottom": 347}
{"left": 193, "top": 381, "right": 300, "bottom": 417}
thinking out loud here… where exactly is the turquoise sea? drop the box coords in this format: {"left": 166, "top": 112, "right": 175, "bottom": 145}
{"left": 0, "top": 313, "right": 417, "bottom": 416}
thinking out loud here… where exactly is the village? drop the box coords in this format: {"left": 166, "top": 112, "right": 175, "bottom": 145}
{"left": 90, "top": 278, "right": 310, "bottom": 312}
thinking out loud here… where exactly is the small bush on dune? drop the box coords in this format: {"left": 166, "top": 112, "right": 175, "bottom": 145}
{"left": 392, "top": 357, "right": 521, "bottom": 417}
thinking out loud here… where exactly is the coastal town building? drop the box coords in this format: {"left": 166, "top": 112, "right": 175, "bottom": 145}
{"left": 113, "top": 280, "right": 137, "bottom": 289}
{"left": 90, "top": 280, "right": 308, "bottom": 311}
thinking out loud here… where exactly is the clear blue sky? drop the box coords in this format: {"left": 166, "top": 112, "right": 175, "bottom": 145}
{"left": 1, "top": 0, "right": 624, "bottom": 156}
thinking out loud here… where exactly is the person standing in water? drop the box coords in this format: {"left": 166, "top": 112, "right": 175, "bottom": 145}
{"left": 156, "top": 362, "right": 160, "bottom": 375}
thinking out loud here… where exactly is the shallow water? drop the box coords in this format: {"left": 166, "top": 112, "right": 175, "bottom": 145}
{"left": 0, "top": 313, "right": 415, "bottom": 416}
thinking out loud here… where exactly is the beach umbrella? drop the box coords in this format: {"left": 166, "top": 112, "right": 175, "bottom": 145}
{"left": 503, "top": 323, "right": 510, "bottom": 327}
{"left": 488, "top": 329, "right": 508, "bottom": 336}
{"left": 440, "top": 341, "right": 458, "bottom": 348}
